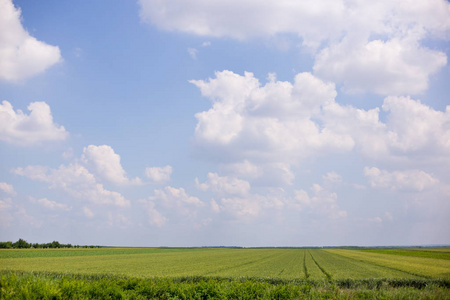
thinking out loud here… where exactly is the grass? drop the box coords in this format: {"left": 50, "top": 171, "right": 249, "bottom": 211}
{"left": 1, "top": 271, "right": 449, "bottom": 300}
{"left": 1, "top": 247, "right": 449, "bottom": 299}
{"left": 326, "top": 248, "right": 450, "bottom": 279}
{"left": 360, "top": 248, "right": 450, "bottom": 260}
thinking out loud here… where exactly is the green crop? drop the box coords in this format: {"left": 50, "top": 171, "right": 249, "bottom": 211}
{"left": 1, "top": 247, "right": 449, "bottom": 280}
{"left": 326, "top": 248, "right": 450, "bottom": 279}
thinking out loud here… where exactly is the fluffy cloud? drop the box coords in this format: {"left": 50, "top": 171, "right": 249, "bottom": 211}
{"left": 0, "top": 182, "right": 14, "bottom": 227}
{"left": 0, "top": 101, "right": 68, "bottom": 145}
{"left": 382, "top": 97, "right": 450, "bottom": 155}
{"left": 191, "top": 71, "right": 351, "bottom": 167}
{"left": 196, "top": 173, "right": 250, "bottom": 196}
{"left": 140, "top": 0, "right": 450, "bottom": 95}
{"left": 141, "top": 186, "right": 204, "bottom": 226}
{"left": 364, "top": 167, "right": 439, "bottom": 191}
{"left": 0, "top": 0, "right": 61, "bottom": 81}
{"left": 313, "top": 37, "right": 447, "bottom": 95}
{"left": 145, "top": 165, "right": 172, "bottom": 184}
{"left": 0, "top": 182, "right": 16, "bottom": 196}
{"left": 196, "top": 173, "right": 284, "bottom": 219}
{"left": 322, "top": 96, "right": 450, "bottom": 160}
{"left": 192, "top": 71, "right": 450, "bottom": 186}
{"left": 82, "top": 145, "right": 142, "bottom": 186}
{"left": 214, "top": 193, "right": 284, "bottom": 219}
{"left": 31, "top": 197, "right": 71, "bottom": 211}
{"left": 290, "top": 184, "right": 347, "bottom": 219}
{"left": 14, "top": 163, "right": 129, "bottom": 207}
{"left": 139, "top": 200, "right": 167, "bottom": 227}
{"left": 150, "top": 186, "right": 204, "bottom": 211}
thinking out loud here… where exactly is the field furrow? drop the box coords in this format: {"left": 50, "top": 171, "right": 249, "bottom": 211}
{"left": 326, "top": 249, "right": 450, "bottom": 279}
{"left": 1, "top": 247, "right": 449, "bottom": 281}
{"left": 309, "top": 249, "right": 421, "bottom": 279}
{"left": 304, "top": 250, "right": 327, "bottom": 280}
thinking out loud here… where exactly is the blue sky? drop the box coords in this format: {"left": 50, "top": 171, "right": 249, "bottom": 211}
{"left": 1, "top": 0, "right": 449, "bottom": 247}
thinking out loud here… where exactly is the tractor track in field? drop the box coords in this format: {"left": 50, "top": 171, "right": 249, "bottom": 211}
{"left": 202, "top": 252, "right": 280, "bottom": 276}
{"left": 309, "top": 250, "right": 332, "bottom": 280}
{"left": 330, "top": 251, "right": 430, "bottom": 280}
{"left": 303, "top": 252, "right": 309, "bottom": 279}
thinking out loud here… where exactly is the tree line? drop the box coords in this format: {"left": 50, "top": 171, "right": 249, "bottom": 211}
{"left": 0, "top": 239, "right": 100, "bottom": 249}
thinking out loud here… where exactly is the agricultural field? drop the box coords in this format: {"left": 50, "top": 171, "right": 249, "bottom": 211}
{"left": 1, "top": 247, "right": 449, "bottom": 299}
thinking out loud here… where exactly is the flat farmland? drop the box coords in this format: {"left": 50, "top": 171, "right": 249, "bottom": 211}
{"left": 1, "top": 247, "right": 449, "bottom": 280}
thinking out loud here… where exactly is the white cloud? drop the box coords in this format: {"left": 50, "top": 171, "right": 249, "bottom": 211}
{"left": 0, "top": 0, "right": 61, "bottom": 81}
{"left": 139, "top": 0, "right": 345, "bottom": 45}
{"left": 187, "top": 47, "right": 198, "bottom": 59}
{"left": 82, "top": 145, "right": 142, "bottom": 186}
{"left": 196, "top": 173, "right": 250, "bottom": 195}
{"left": 0, "top": 182, "right": 16, "bottom": 196}
{"left": 290, "top": 184, "right": 347, "bottom": 219}
{"left": 220, "top": 160, "right": 262, "bottom": 179}
{"left": 83, "top": 206, "right": 94, "bottom": 218}
{"left": 192, "top": 71, "right": 450, "bottom": 176}
{"left": 213, "top": 193, "right": 284, "bottom": 219}
{"left": 364, "top": 167, "right": 439, "bottom": 191}
{"left": 382, "top": 96, "right": 450, "bottom": 155}
{"left": 145, "top": 165, "right": 172, "bottom": 184}
{"left": 191, "top": 71, "right": 350, "bottom": 167}
{"left": 313, "top": 36, "right": 447, "bottom": 95}
{"left": 198, "top": 172, "right": 285, "bottom": 219}
{"left": 31, "top": 197, "right": 71, "bottom": 211}
{"left": 322, "top": 172, "right": 343, "bottom": 185}
{"left": 145, "top": 186, "right": 204, "bottom": 222}
{"left": 140, "top": 0, "right": 450, "bottom": 95}
{"left": 139, "top": 199, "right": 167, "bottom": 227}
{"left": 15, "top": 206, "right": 42, "bottom": 228}
{"left": 14, "top": 163, "right": 129, "bottom": 207}
{"left": 0, "top": 101, "right": 68, "bottom": 145}
{"left": 322, "top": 96, "right": 450, "bottom": 162}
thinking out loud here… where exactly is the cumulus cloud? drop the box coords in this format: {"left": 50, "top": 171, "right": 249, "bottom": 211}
{"left": 151, "top": 186, "right": 204, "bottom": 210}
{"left": 382, "top": 96, "right": 450, "bottom": 155}
{"left": 14, "top": 163, "right": 129, "bottom": 207}
{"left": 196, "top": 173, "right": 250, "bottom": 196}
{"left": 139, "top": 199, "right": 167, "bottom": 227}
{"left": 364, "top": 167, "right": 439, "bottom": 191}
{"left": 140, "top": 186, "right": 204, "bottom": 225}
{"left": 83, "top": 206, "right": 94, "bottom": 218}
{"left": 313, "top": 36, "right": 447, "bottom": 95}
{"left": 187, "top": 47, "right": 198, "bottom": 59}
{"left": 322, "top": 172, "right": 343, "bottom": 185}
{"left": 0, "top": 0, "right": 61, "bottom": 81}
{"left": 0, "top": 182, "right": 16, "bottom": 196}
{"left": 191, "top": 71, "right": 450, "bottom": 186}
{"left": 145, "top": 165, "right": 172, "bottom": 184}
{"left": 220, "top": 160, "right": 262, "bottom": 179}
{"left": 31, "top": 197, "right": 71, "bottom": 211}
{"left": 82, "top": 145, "right": 142, "bottom": 186}
{"left": 191, "top": 71, "right": 349, "bottom": 166}
{"left": 196, "top": 172, "right": 284, "bottom": 219}
{"left": 0, "top": 101, "right": 68, "bottom": 146}
{"left": 290, "top": 184, "right": 347, "bottom": 219}
{"left": 0, "top": 182, "right": 15, "bottom": 227}
{"left": 140, "top": 0, "right": 450, "bottom": 95}
{"left": 322, "top": 96, "right": 450, "bottom": 160}
{"left": 214, "top": 193, "right": 284, "bottom": 219}
{"left": 139, "top": 0, "right": 345, "bottom": 44}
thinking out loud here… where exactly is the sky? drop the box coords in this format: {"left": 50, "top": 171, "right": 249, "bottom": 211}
{"left": 0, "top": 0, "right": 449, "bottom": 247}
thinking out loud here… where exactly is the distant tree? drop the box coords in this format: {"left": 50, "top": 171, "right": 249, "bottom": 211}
{"left": 51, "top": 241, "right": 61, "bottom": 248}
{"left": 0, "top": 241, "right": 12, "bottom": 248}
{"left": 13, "top": 239, "right": 31, "bottom": 248}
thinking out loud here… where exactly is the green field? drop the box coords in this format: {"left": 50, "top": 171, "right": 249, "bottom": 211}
{"left": 1, "top": 247, "right": 449, "bottom": 299}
